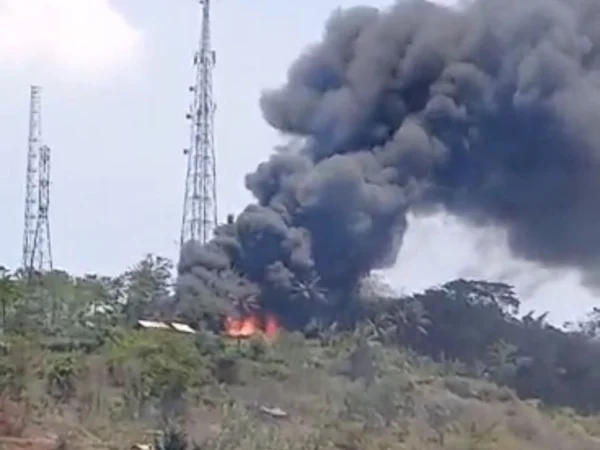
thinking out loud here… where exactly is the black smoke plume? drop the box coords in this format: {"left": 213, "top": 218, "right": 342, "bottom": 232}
{"left": 178, "top": 0, "right": 600, "bottom": 326}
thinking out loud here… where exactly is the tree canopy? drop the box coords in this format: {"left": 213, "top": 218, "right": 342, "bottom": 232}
{"left": 3, "top": 255, "right": 600, "bottom": 414}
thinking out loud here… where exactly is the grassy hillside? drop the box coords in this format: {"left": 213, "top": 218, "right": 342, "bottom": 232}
{"left": 3, "top": 262, "right": 600, "bottom": 449}
{"left": 3, "top": 327, "right": 600, "bottom": 450}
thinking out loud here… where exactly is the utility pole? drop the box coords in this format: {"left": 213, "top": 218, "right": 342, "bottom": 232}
{"left": 180, "top": 0, "right": 218, "bottom": 248}
{"left": 22, "top": 85, "right": 53, "bottom": 277}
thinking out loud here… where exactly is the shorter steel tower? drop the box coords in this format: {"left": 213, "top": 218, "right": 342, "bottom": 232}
{"left": 180, "top": 0, "right": 218, "bottom": 248}
{"left": 22, "top": 85, "right": 53, "bottom": 275}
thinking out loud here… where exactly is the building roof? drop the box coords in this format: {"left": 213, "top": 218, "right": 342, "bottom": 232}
{"left": 170, "top": 322, "right": 195, "bottom": 334}
{"left": 131, "top": 444, "right": 152, "bottom": 450}
{"left": 136, "top": 319, "right": 196, "bottom": 334}
{"left": 136, "top": 320, "right": 171, "bottom": 330}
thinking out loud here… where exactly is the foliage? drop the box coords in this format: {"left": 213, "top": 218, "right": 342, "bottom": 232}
{"left": 44, "top": 352, "right": 81, "bottom": 402}
{"left": 107, "top": 329, "right": 207, "bottom": 417}
{"left": 0, "top": 261, "right": 600, "bottom": 450}
{"left": 122, "top": 254, "right": 173, "bottom": 325}
{"left": 367, "top": 278, "right": 600, "bottom": 414}
{"left": 0, "top": 266, "right": 24, "bottom": 331}
{"left": 0, "top": 335, "right": 43, "bottom": 399}
{"left": 5, "top": 254, "right": 174, "bottom": 335}
{"left": 155, "top": 427, "right": 187, "bottom": 450}
{"left": 6, "top": 251, "right": 600, "bottom": 449}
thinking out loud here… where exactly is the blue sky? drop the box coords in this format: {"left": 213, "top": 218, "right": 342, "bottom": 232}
{"left": 0, "top": 0, "right": 596, "bottom": 323}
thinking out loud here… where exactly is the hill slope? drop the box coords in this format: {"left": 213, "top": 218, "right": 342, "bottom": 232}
{"left": 3, "top": 329, "right": 600, "bottom": 450}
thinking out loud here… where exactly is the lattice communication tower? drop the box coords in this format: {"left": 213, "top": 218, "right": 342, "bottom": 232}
{"left": 22, "top": 85, "right": 53, "bottom": 275}
{"left": 180, "top": 0, "right": 217, "bottom": 248}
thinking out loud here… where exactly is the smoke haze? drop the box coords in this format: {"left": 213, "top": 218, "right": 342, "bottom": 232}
{"left": 178, "top": 0, "right": 600, "bottom": 321}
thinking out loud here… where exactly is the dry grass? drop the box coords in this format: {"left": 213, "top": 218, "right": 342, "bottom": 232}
{"left": 2, "top": 332, "right": 600, "bottom": 450}
{"left": 175, "top": 336, "right": 600, "bottom": 450}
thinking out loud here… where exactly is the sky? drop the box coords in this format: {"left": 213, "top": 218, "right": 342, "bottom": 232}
{"left": 0, "top": 0, "right": 597, "bottom": 325}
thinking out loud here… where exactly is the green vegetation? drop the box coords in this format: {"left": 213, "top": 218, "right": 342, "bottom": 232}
{"left": 2, "top": 256, "right": 600, "bottom": 449}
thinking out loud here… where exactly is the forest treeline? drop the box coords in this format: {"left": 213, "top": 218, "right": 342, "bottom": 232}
{"left": 365, "top": 279, "right": 600, "bottom": 414}
{"left": 2, "top": 255, "right": 600, "bottom": 414}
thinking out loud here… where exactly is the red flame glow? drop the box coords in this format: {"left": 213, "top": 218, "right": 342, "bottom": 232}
{"left": 224, "top": 313, "right": 279, "bottom": 340}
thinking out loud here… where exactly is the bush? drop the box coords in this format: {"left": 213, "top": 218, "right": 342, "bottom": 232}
{"left": 0, "top": 336, "right": 41, "bottom": 399}
{"left": 45, "top": 353, "right": 80, "bottom": 402}
{"left": 155, "top": 426, "right": 190, "bottom": 450}
{"left": 107, "top": 330, "right": 209, "bottom": 417}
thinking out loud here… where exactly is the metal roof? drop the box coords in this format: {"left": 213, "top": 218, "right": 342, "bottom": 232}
{"left": 169, "top": 322, "right": 195, "bottom": 334}
{"left": 137, "top": 320, "right": 170, "bottom": 330}
{"left": 136, "top": 320, "right": 196, "bottom": 334}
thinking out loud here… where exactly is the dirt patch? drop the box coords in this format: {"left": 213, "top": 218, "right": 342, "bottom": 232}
{"left": 0, "top": 436, "right": 58, "bottom": 450}
{"left": 0, "top": 398, "right": 26, "bottom": 437}
{"left": 0, "top": 398, "right": 58, "bottom": 450}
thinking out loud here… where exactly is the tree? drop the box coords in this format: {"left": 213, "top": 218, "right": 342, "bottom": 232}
{"left": 565, "top": 307, "right": 600, "bottom": 339}
{"left": 123, "top": 254, "right": 173, "bottom": 326}
{"left": 72, "top": 274, "right": 125, "bottom": 327}
{"left": 376, "top": 298, "right": 430, "bottom": 346}
{"left": 0, "top": 267, "right": 24, "bottom": 332}
{"left": 483, "top": 340, "right": 518, "bottom": 384}
{"left": 108, "top": 329, "right": 206, "bottom": 419}
{"left": 364, "top": 278, "right": 600, "bottom": 413}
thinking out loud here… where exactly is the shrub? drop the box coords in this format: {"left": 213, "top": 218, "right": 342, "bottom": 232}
{"left": 107, "top": 330, "right": 209, "bottom": 417}
{"left": 45, "top": 353, "right": 80, "bottom": 402}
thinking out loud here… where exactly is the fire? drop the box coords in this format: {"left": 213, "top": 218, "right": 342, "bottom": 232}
{"left": 224, "top": 313, "right": 279, "bottom": 340}
{"left": 264, "top": 314, "right": 278, "bottom": 339}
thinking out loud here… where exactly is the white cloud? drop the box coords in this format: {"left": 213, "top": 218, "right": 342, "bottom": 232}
{"left": 0, "top": 0, "right": 142, "bottom": 78}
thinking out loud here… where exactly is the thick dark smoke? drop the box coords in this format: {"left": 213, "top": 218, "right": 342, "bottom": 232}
{"left": 178, "top": 0, "right": 600, "bottom": 323}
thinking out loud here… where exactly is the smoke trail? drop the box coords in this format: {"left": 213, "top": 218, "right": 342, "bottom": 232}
{"left": 178, "top": 0, "right": 600, "bottom": 321}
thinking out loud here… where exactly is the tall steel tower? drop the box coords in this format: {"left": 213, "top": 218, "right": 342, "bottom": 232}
{"left": 33, "top": 143, "right": 52, "bottom": 271}
{"left": 22, "top": 85, "right": 53, "bottom": 275}
{"left": 180, "top": 0, "right": 217, "bottom": 248}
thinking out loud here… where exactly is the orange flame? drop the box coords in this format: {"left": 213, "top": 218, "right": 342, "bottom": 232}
{"left": 224, "top": 313, "right": 279, "bottom": 340}
{"left": 263, "top": 314, "right": 279, "bottom": 340}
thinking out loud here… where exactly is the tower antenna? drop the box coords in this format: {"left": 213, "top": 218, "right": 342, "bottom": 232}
{"left": 22, "top": 85, "right": 53, "bottom": 276}
{"left": 180, "top": 0, "right": 217, "bottom": 248}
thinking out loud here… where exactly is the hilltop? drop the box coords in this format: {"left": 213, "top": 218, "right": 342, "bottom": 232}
{"left": 3, "top": 256, "right": 600, "bottom": 449}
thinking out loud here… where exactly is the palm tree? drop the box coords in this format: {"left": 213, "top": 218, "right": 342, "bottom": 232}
{"left": 376, "top": 298, "right": 431, "bottom": 345}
